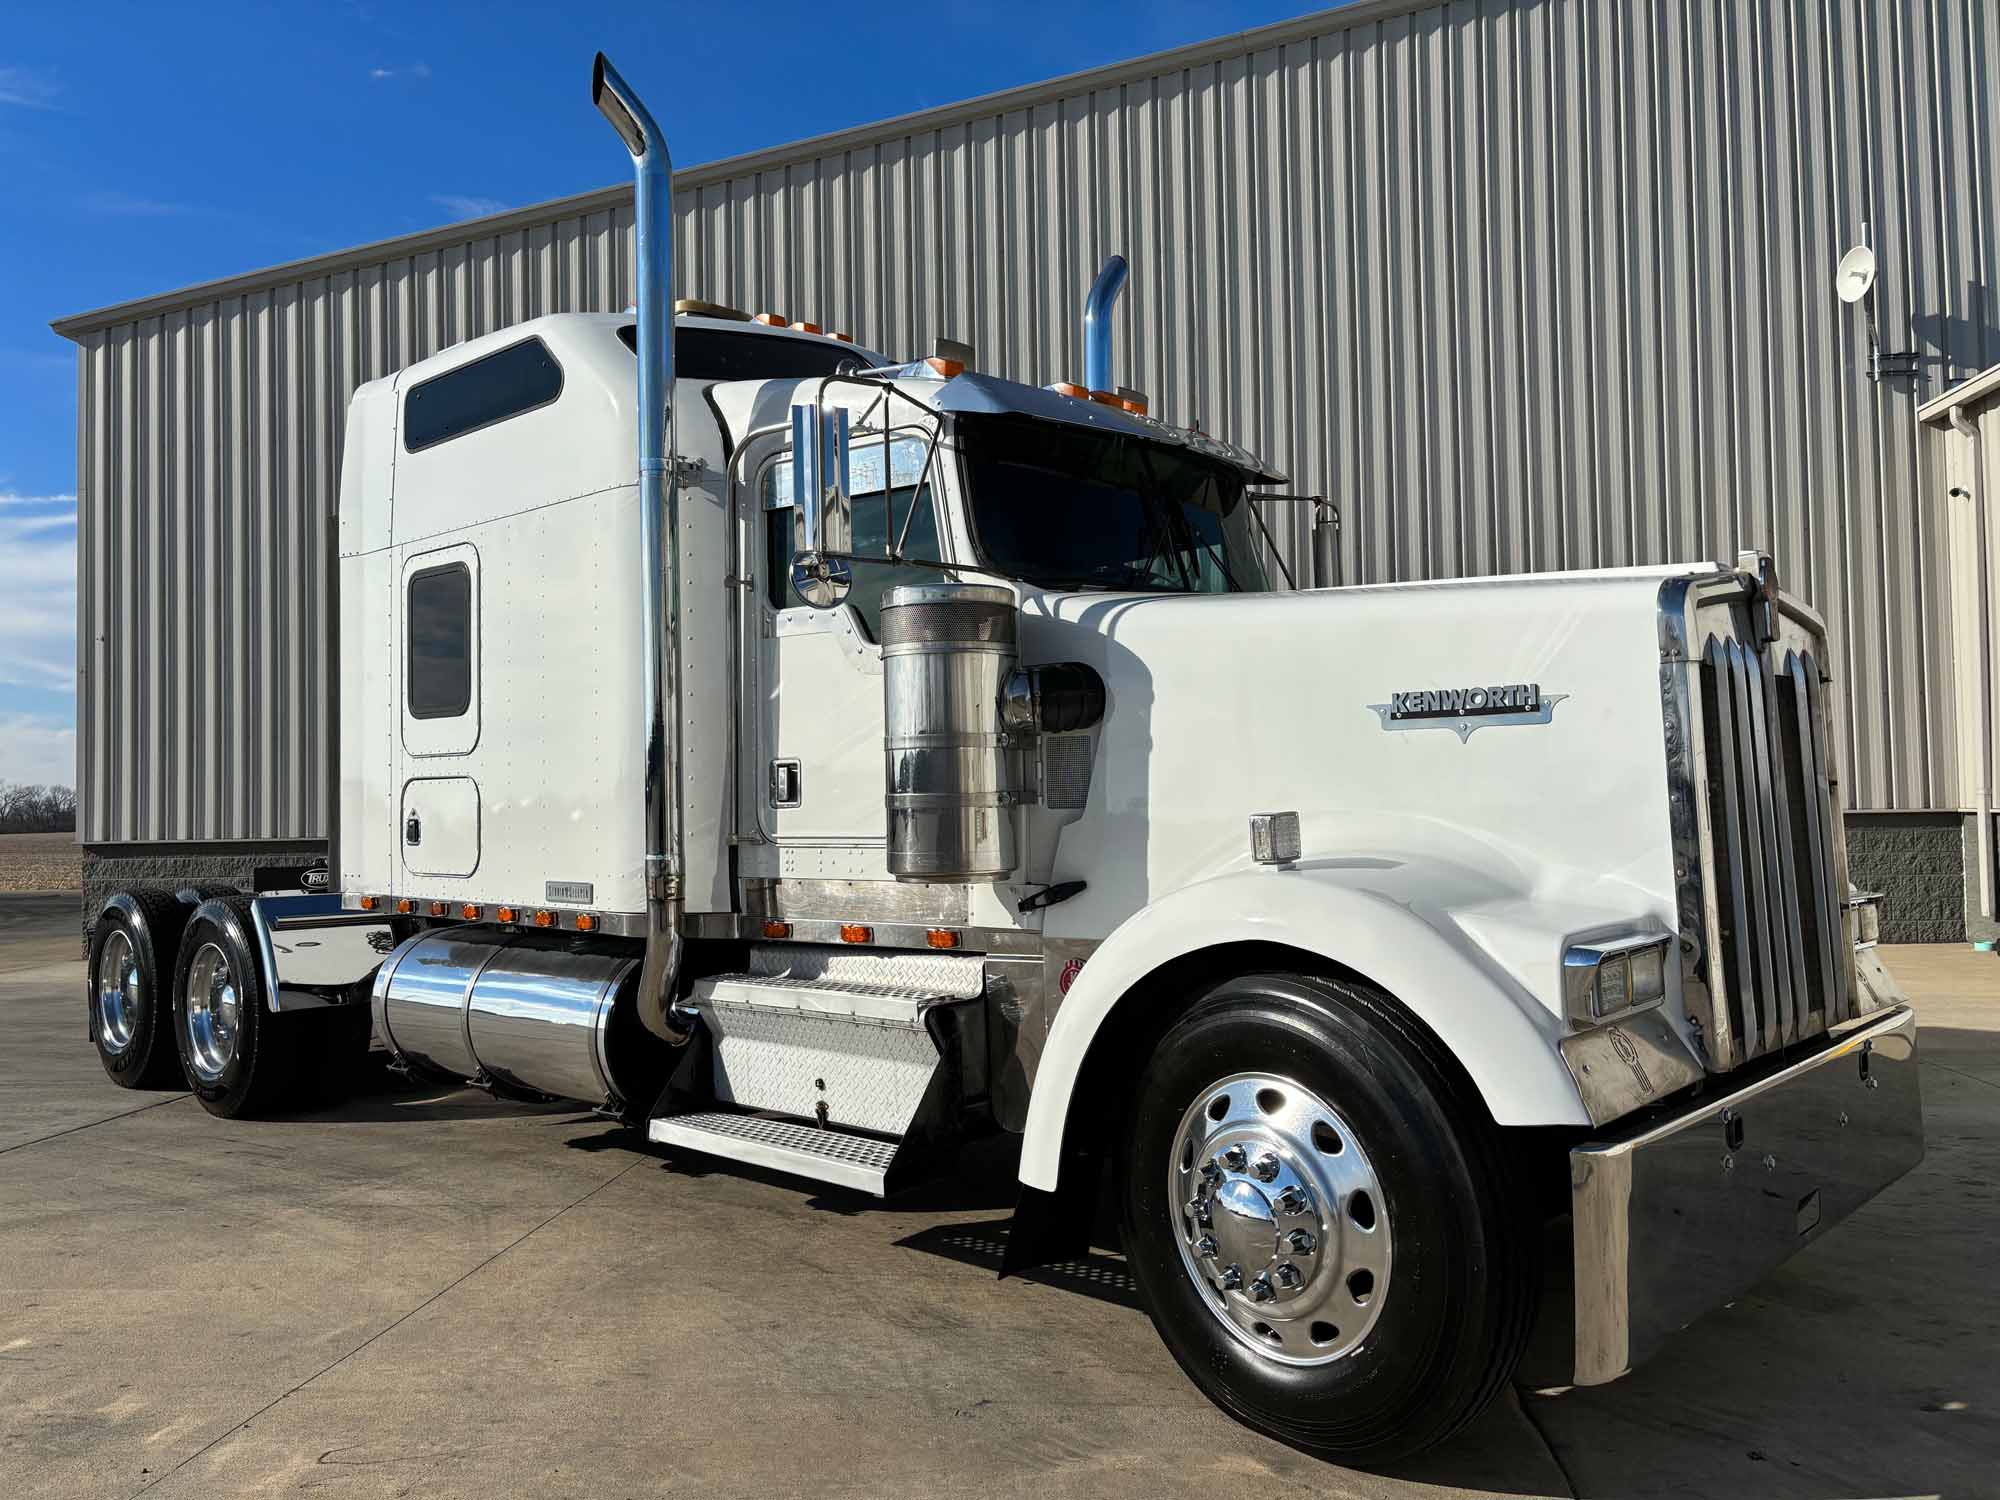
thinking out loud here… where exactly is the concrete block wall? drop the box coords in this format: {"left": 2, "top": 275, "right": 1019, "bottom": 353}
{"left": 80, "top": 841, "right": 328, "bottom": 953}
{"left": 1844, "top": 814, "right": 1967, "bottom": 945}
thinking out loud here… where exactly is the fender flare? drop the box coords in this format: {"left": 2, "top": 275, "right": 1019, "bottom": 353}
{"left": 1018, "top": 864, "right": 1589, "bottom": 1191}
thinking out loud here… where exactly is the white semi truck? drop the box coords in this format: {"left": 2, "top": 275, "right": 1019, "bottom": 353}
{"left": 83, "top": 55, "right": 1924, "bottom": 1464}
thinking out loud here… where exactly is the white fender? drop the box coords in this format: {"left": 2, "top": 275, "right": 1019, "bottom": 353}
{"left": 1018, "top": 861, "right": 1591, "bottom": 1191}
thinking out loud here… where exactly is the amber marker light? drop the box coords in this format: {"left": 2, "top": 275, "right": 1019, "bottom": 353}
{"left": 575, "top": 913, "right": 598, "bottom": 933}
{"left": 358, "top": 895, "right": 378, "bottom": 911}
{"left": 496, "top": 906, "right": 519, "bottom": 923}
{"left": 925, "top": 356, "right": 965, "bottom": 378}
{"left": 762, "top": 920, "right": 793, "bottom": 939}
{"left": 753, "top": 311, "right": 787, "bottom": 326}
{"left": 532, "top": 910, "right": 555, "bottom": 928}
{"left": 790, "top": 320, "right": 823, "bottom": 333}
{"left": 1052, "top": 381, "right": 1090, "bottom": 400}
{"left": 460, "top": 904, "right": 482, "bottom": 920}
{"left": 926, "top": 929, "right": 961, "bottom": 950}
{"left": 1088, "top": 388, "right": 1122, "bottom": 406}
{"left": 396, "top": 898, "right": 415, "bottom": 915}
{"left": 839, "top": 924, "right": 873, "bottom": 944}
{"left": 428, "top": 901, "right": 448, "bottom": 917}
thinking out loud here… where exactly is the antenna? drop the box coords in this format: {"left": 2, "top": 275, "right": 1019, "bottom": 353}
{"left": 1834, "top": 243, "right": 1876, "bottom": 304}
{"left": 1835, "top": 224, "right": 1920, "bottom": 383}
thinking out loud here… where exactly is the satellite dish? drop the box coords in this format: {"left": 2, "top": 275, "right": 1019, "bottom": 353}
{"left": 1835, "top": 244, "right": 1877, "bottom": 304}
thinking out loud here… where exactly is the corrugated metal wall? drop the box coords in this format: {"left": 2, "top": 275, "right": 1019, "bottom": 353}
{"left": 62, "top": 0, "right": 2000, "bottom": 843}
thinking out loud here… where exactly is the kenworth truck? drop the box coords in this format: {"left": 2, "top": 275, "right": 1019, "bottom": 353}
{"left": 83, "top": 55, "right": 1923, "bottom": 1464}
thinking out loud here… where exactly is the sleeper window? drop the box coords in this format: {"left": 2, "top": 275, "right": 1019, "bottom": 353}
{"left": 406, "top": 564, "right": 472, "bottom": 719}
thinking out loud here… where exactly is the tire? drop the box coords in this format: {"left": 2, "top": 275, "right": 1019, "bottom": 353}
{"left": 170, "top": 897, "right": 301, "bottom": 1119}
{"left": 1119, "top": 971, "right": 1538, "bottom": 1467}
{"left": 87, "top": 890, "right": 191, "bottom": 1090}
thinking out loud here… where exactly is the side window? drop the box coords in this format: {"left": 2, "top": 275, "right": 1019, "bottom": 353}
{"left": 407, "top": 564, "right": 472, "bottom": 719}
{"left": 403, "top": 337, "right": 563, "bottom": 453}
{"left": 763, "top": 437, "right": 943, "bottom": 639}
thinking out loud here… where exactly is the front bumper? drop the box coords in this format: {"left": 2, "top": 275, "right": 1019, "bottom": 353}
{"left": 1569, "top": 1002, "right": 1923, "bottom": 1385}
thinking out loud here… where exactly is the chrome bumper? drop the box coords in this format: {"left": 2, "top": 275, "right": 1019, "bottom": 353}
{"left": 1570, "top": 1002, "right": 1923, "bottom": 1385}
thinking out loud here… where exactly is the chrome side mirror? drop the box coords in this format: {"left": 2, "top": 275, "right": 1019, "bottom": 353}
{"left": 790, "top": 402, "right": 852, "bottom": 608}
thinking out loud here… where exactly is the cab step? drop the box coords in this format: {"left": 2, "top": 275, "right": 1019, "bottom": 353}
{"left": 648, "top": 1111, "right": 900, "bottom": 1195}
{"left": 647, "top": 943, "right": 992, "bottom": 1196}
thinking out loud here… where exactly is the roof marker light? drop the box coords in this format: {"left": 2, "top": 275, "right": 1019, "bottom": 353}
{"left": 753, "top": 312, "right": 787, "bottom": 326}
{"left": 790, "top": 320, "right": 823, "bottom": 334}
{"left": 1052, "top": 381, "right": 1090, "bottom": 400}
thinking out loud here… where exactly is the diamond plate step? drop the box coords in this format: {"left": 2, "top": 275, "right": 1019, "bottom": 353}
{"left": 692, "top": 943, "right": 987, "bottom": 1027}
{"left": 650, "top": 1111, "right": 899, "bottom": 1196}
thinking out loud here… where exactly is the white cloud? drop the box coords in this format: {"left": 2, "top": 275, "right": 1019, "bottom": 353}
{"left": 0, "top": 715, "right": 75, "bottom": 787}
{"left": 0, "top": 495, "right": 75, "bottom": 696}
{"left": 0, "top": 65, "right": 59, "bottom": 110}
{"left": 431, "top": 193, "right": 509, "bottom": 221}
{"left": 370, "top": 62, "right": 431, "bottom": 82}
{"left": 77, "top": 190, "right": 190, "bottom": 216}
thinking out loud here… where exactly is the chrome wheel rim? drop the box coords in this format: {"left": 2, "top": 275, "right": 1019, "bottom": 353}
{"left": 183, "top": 941, "right": 242, "bottom": 1084}
{"left": 1168, "top": 1071, "right": 1391, "bottom": 1367}
{"left": 95, "top": 929, "right": 141, "bottom": 1054}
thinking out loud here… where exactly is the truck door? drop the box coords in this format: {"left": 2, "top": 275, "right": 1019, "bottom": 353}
{"left": 751, "top": 435, "right": 943, "bottom": 856}
{"left": 396, "top": 543, "right": 483, "bottom": 883}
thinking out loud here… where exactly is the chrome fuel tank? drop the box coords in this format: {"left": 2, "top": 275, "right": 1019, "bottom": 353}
{"left": 880, "top": 582, "right": 1020, "bottom": 882}
{"left": 371, "top": 928, "right": 667, "bottom": 1108}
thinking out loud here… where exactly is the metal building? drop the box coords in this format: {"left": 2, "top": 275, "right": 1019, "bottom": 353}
{"left": 53, "top": 0, "right": 2000, "bottom": 940}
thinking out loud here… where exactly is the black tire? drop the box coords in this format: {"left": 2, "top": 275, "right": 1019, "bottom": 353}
{"left": 1119, "top": 971, "right": 1538, "bottom": 1467}
{"left": 170, "top": 897, "right": 301, "bottom": 1119}
{"left": 86, "top": 890, "right": 191, "bottom": 1090}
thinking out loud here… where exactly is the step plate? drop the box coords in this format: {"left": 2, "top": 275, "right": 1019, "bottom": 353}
{"left": 650, "top": 1111, "right": 897, "bottom": 1196}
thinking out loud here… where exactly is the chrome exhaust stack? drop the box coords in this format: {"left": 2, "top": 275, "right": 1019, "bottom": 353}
{"left": 594, "top": 52, "right": 690, "bottom": 1045}
{"left": 1082, "top": 254, "right": 1127, "bottom": 395}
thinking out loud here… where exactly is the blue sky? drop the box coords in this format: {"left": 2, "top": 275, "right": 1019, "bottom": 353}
{"left": 0, "top": 0, "right": 1322, "bottom": 787}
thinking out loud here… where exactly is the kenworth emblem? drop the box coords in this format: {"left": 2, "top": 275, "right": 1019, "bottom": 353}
{"left": 1369, "top": 683, "right": 1567, "bottom": 742}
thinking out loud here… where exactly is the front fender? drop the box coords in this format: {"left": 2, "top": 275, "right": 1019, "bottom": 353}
{"left": 1018, "top": 861, "right": 1590, "bottom": 1191}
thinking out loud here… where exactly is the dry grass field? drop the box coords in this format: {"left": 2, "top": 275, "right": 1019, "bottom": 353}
{"left": 0, "top": 832, "right": 80, "bottom": 893}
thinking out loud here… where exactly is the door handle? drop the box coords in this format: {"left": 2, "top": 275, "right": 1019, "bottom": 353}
{"left": 405, "top": 812, "right": 422, "bottom": 846}
{"left": 769, "top": 759, "right": 802, "bottom": 809}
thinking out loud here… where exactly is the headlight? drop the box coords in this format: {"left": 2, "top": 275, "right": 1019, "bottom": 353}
{"left": 1563, "top": 929, "right": 1673, "bottom": 1025}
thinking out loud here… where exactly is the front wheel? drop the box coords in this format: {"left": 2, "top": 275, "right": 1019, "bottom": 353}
{"left": 1120, "top": 971, "right": 1538, "bottom": 1466}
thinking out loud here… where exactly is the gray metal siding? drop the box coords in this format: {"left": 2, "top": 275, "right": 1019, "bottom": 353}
{"left": 66, "top": 0, "right": 2000, "bottom": 842}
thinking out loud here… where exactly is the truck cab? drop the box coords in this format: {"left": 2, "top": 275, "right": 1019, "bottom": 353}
{"left": 83, "top": 52, "right": 1924, "bottom": 1470}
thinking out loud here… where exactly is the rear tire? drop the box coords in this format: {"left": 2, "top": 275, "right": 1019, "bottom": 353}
{"left": 87, "top": 890, "right": 190, "bottom": 1090}
{"left": 171, "top": 897, "right": 301, "bottom": 1119}
{"left": 1119, "top": 971, "right": 1538, "bottom": 1467}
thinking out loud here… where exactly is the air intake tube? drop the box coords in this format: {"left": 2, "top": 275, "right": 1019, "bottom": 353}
{"left": 593, "top": 52, "right": 690, "bottom": 1045}
{"left": 1082, "top": 254, "right": 1127, "bottom": 395}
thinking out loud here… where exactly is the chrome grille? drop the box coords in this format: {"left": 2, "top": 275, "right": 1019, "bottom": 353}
{"left": 1691, "top": 629, "right": 1856, "bottom": 1069}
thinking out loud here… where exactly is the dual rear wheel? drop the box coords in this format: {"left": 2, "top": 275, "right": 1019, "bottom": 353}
{"left": 89, "top": 892, "right": 371, "bottom": 1117}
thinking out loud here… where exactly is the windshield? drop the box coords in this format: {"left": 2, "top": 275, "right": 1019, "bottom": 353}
{"left": 956, "top": 413, "right": 1269, "bottom": 594}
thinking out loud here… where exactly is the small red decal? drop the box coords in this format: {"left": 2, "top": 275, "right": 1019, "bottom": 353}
{"left": 1058, "top": 957, "right": 1085, "bottom": 994}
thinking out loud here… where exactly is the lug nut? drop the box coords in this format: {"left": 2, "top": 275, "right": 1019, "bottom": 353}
{"left": 1249, "top": 1274, "right": 1275, "bottom": 1303}
{"left": 1221, "top": 1145, "right": 1247, "bottom": 1172}
{"left": 1275, "top": 1187, "right": 1309, "bottom": 1215}
{"left": 1276, "top": 1262, "right": 1303, "bottom": 1289}
{"left": 1194, "top": 1234, "right": 1218, "bottom": 1258}
{"left": 1199, "top": 1159, "right": 1223, "bottom": 1184}
{"left": 1219, "top": 1264, "right": 1244, "bottom": 1290}
{"left": 1252, "top": 1152, "right": 1281, "bottom": 1182}
{"left": 1187, "top": 1196, "right": 1212, "bottom": 1226}
{"left": 1287, "top": 1229, "right": 1316, "bottom": 1254}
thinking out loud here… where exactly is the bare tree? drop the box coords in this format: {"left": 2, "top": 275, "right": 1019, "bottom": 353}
{"left": 0, "top": 783, "right": 78, "bottom": 834}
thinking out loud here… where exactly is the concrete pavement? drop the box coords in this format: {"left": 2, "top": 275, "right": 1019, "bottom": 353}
{"left": 2, "top": 891, "right": 1994, "bottom": 1498}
